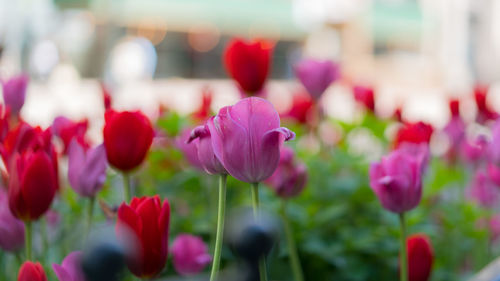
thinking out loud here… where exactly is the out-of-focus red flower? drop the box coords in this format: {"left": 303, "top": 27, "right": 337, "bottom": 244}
{"left": 394, "top": 122, "right": 434, "bottom": 148}
{"left": 394, "top": 107, "right": 403, "bottom": 122}
{"left": 18, "top": 261, "right": 47, "bottom": 281}
{"left": 0, "top": 104, "right": 10, "bottom": 142}
{"left": 406, "top": 234, "right": 434, "bottom": 281}
{"left": 191, "top": 86, "right": 213, "bottom": 121}
{"left": 281, "top": 92, "right": 315, "bottom": 125}
{"left": 116, "top": 196, "right": 170, "bottom": 278}
{"left": 103, "top": 110, "right": 154, "bottom": 172}
{"left": 449, "top": 99, "right": 460, "bottom": 117}
{"left": 352, "top": 85, "right": 375, "bottom": 113}
{"left": 52, "top": 116, "right": 90, "bottom": 155}
{"left": 474, "top": 85, "right": 497, "bottom": 123}
{"left": 101, "top": 83, "right": 112, "bottom": 111}
{"left": 224, "top": 38, "right": 272, "bottom": 95}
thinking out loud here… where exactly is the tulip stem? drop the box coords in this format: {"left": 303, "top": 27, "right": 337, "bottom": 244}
{"left": 25, "top": 221, "right": 32, "bottom": 261}
{"left": 123, "top": 173, "right": 131, "bottom": 202}
{"left": 281, "top": 201, "right": 304, "bottom": 281}
{"left": 86, "top": 196, "right": 95, "bottom": 238}
{"left": 399, "top": 212, "right": 407, "bottom": 281}
{"left": 251, "top": 182, "right": 268, "bottom": 281}
{"left": 210, "top": 174, "right": 227, "bottom": 281}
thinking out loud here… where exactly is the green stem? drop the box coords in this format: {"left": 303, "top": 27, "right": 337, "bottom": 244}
{"left": 250, "top": 182, "right": 268, "bottom": 281}
{"left": 86, "top": 197, "right": 96, "bottom": 238}
{"left": 25, "top": 221, "right": 32, "bottom": 261}
{"left": 281, "top": 201, "right": 304, "bottom": 281}
{"left": 209, "top": 174, "right": 227, "bottom": 281}
{"left": 123, "top": 173, "right": 131, "bottom": 202}
{"left": 399, "top": 213, "right": 407, "bottom": 281}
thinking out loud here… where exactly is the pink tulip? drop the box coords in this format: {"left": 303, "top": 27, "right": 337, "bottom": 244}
{"left": 488, "top": 119, "right": 500, "bottom": 185}
{"left": 207, "top": 97, "right": 295, "bottom": 183}
{"left": 2, "top": 74, "right": 28, "bottom": 116}
{"left": 294, "top": 59, "right": 340, "bottom": 100}
{"left": 171, "top": 234, "right": 212, "bottom": 276}
{"left": 265, "top": 146, "right": 307, "bottom": 198}
{"left": 0, "top": 188, "right": 24, "bottom": 252}
{"left": 369, "top": 143, "right": 429, "bottom": 213}
{"left": 467, "top": 170, "right": 499, "bottom": 208}
{"left": 462, "top": 135, "right": 488, "bottom": 165}
{"left": 176, "top": 128, "right": 203, "bottom": 170}
{"left": 68, "top": 140, "right": 108, "bottom": 198}
{"left": 53, "top": 251, "right": 86, "bottom": 281}
{"left": 188, "top": 124, "right": 226, "bottom": 175}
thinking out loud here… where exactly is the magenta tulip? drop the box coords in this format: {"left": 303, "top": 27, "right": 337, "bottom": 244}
{"left": 176, "top": 128, "right": 203, "bottom": 170}
{"left": 0, "top": 188, "right": 24, "bottom": 252}
{"left": 188, "top": 124, "right": 226, "bottom": 175}
{"left": 265, "top": 146, "right": 307, "bottom": 198}
{"left": 171, "top": 234, "right": 212, "bottom": 276}
{"left": 462, "top": 135, "right": 488, "bottom": 165}
{"left": 53, "top": 251, "right": 86, "bottom": 281}
{"left": 369, "top": 143, "right": 429, "bottom": 213}
{"left": 2, "top": 74, "right": 28, "bottom": 116}
{"left": 467, "top": 170, "right": 499, "bottom": 208}
{"left": 207, "top": 97, "right": 295, "bottom": 183}
{"left": 68, "top": 140, "right": 108, "bottom": 198}
{"left": 294, "top": 59, "right": 340, "bottom": 100}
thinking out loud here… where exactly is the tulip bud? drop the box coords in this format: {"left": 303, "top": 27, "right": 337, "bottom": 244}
{"left": 171, "top": 234, "right": 212, "bottom": 276}
{"left": 352, "top": 85, "right": 375, "bottom": 113}
{"left": 103, "top": 110, "right": 154, "bottom": 172}
{"left": 0, "top": 188, "right": 24, "bottom": 252}
{"left": 188, "top": 124, "right": 226, "bottom": 175}
{"left": 224, "top": 38, "right": 272, "bottom": 95}
{"left": 68, "top": 140, "right": 108, "bottom": 198}
{"left": 2, "top": 74, "right": 28, "bottom": 117}
{"left": 369, "top": 143, "right": 429, "bottom": 213}
{"left": 53, "top": 251, "right": 87, "bottom": 281}
{"left": 18, "top": 261, "right": 48, "bottom": 281}
{"left": 294, "top": 59, "right": 340, "bottom": 100}
{"left": 474, "top": 85, "right": 498, "bottom": 123}
{"left": 116, "top": 196, "right": 170, "bottom": 278}
{"left": 281, "top": 92, "right": 315, "bottom": 125}
{"left": 394, "top": 122, "right": 433, "bottom": 148}
{"left": 406, "top": 234, "right": 434, "bottom": 281}
{"left": 265, "top": 147, "right": 307, "bottom": 198}
{"left": 207, "top": 97, "right": 295, "bottom": 183}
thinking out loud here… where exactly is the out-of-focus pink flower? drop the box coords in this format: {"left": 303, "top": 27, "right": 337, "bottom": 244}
{"left": 188, "top": 124, "right": 226, "bottom": 175}
{"left": 265, "top": 146, "right": 307, "bottom": 198}
{"left": 295, "top": 59, "right": 340, "bottom": 100}
{"left": 406, "top": 234, "right": 434, "bottom": 281}
{"left": 443, "top": 100, "right": 466, "bottom": 164}
{"left": 0, "top": 188, "right": 24, "bottom": 252}
{"left": 394, "top": 122, "right": 434, "bottom": 148}
{"left": 488, "top": 119, "right": 500, "bottom": 186}
{"left": 2, "top": 74, "right": 28, "bottom": 117}
{"left": 68, "top": 140, "right": 108, "bottom": 198}
{"left": 207, "top": 97, "right": 295, "bottom": 183}
{"left": 490, "top": 214, "right": 500, "bottom": 242}
{"left": 176, "top": 128, "right": 203, "bottom": 170}
{"left": 474, "top": 85, "right": 498, "bottom": 124}
{"left": 461, "top": 135, "right": 488, "bottom": 165}
{"left": 171, "top": 234, "right": 211, "bottom": 276}
{"left": 369, "top": 143, "right": 429, "bottom": 213}
{"left": 52, "top": 116, "right": 90, "bottom": 155}
{"left": 46, "top": 209, "right": 60, "bottom": 228}
{"left": 467, "top": 170, "right": 499, "bottom": 208}
{"left": 53, "top": 251, "right": 86, "bottom": 281}
{"left": 352, "top": 85, "right": 375, "bottom": 113}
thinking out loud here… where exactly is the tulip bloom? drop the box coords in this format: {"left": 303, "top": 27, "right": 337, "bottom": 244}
{"left": 0, "top": 188, "right": 24, "bottom": 252}
{"left": 176, "top": 128, "right": 203, "bottom": 170}
{"left": 265, "top": 146, "right": 307, "bottom": 198}
{"left": 103, "top": 110, "right": 154, "bottom": 172}
{"left": 207, "top": 97, "right": 295, "bottom": 183}
{"left": 474, "top": 85, "right": 497, "bottom": 124}
{"left": 52, "top": 116, "right": 90, "bottom": 154}
{"left": 171, "top": 234, "right": 212, "bottom": 276}
{"left": 369, "top": 143, "right": 429, "bottom": 214}
{"left": 281, "top": 92, "right": 315, "bottom": 125}
{"left": 18, "top": 261, "right": 48, "bottom": 281}
{"left": 224, "top": 38, "right": 272, "bottom": 94}
{"left": 443, "top": 100, "right": 466, "bottom": 164}
{"left": 394, "top": 122, "right": 433, "bottom": 148}
{"left": 467, "top": 171, "right": 499, "bottom": 208}
{"left": 2, "top": 74, "right": 28, "bottom": 117}
{"left": 295, "top": 59, "right": 340, "bottom": 100}
{"left": 352, "top": 85, "right": 375, "bottom": 113}
{"left": 462, "top": 135, "right": 488, "bottom": 165}
{"left": 406, "top": 234, "right": 433, "bottom": 281}
{"left": 116, "top": 196, "right": 170, "bottom": 278}
{"left": 53, "top": 251, "right": 86, "bottom": 281}
{"left": 68, "top": 140, "right": 107, "bottom": 198}
{"left": 188, "top": 124, "right": 226, "bottom": 175}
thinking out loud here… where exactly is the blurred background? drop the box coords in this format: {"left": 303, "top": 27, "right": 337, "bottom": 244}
{"left": 1, "top": 0, "right": 500, "bottom": 135}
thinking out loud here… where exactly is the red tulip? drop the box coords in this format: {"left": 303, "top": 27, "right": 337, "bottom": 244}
{"left": 449, "top": 99, "right": 460, "bottom": 117}
{"left": 0, "top": 104, "right": 9, "bottom": 142}
{"left": 18, "top": 261, "right": 48, "bottom": 281}
{"left": 352, "top": 85, "right": 375, "bottom": 113}
{"left": 52, "top": 116, "right": 90, "bottom": 154}
{"left": 116, "top": 196, "right": 170, "bottom": 278}
{"left": 224, "top": 38, "right": 272, "bottom": 94}
{"left": 101, "top": 83, "right": 112, "bottom": 110}
{"left": 474, "top": 85, "right": 497, "bottom": 123}
{"left": 282, "top": 92, "right": 315, "bottom": 125}
{"left": 103, "top": 110, "right": 154, "bottom": 172}
{"left": 394, "top": 122, "right": 433, "bottom": 148}
{"left": 192, "top": 86, "right": 213, "bottom": 121}
{"left": 406, "top": 234, "right": 433, "bottom": 281}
